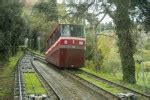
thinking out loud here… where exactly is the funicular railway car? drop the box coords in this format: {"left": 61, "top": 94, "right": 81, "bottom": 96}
{"left": 45, "top": 24, "right": 85, "bottom": 68}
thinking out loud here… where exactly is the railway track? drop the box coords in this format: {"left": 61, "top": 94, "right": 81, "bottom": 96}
{"left": 14, "top": 54, "right": 24, "bottom": 100}
{"left": 72, "top": 69, "right": 150, "bottom": 100}
{"left": 31, "top": 51, "right": 150, "bottom": 100}
{"left": 32, "top": 54, "right": 120, "bottom": 100}
{"left": 63, "top": 69, "right": 121, "bottom": 100}
{"left": 14, "top": 52, "right": 60, "bottom": 100}
{"left": 30, "top": 58, "right": 61, "bottom": 100}
{"left": 32, "top": 59, "right": 107, "bottom": 100}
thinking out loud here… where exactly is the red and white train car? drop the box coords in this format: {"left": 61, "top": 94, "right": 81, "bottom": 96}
{"left": 45, "top": 24, "right": 85, "bottom": 68}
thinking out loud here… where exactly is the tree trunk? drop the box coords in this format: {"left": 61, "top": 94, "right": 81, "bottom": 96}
{"left": 114, "top": 0, "right": 136, "bottom": 84}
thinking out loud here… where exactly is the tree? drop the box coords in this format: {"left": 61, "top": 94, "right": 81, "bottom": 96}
{"left": 113, "top": 1, "right": 136, "bottom": 83}
{"left": 0, "top": 2, "right": 27, "bottom": 58}
{"left": 65, "top": 0, "right": 139, "bottom": 83}
{"left": 135, "top": 0, "right": 150, "bottom": 32}
{"left": 33, "top": 0, "right": 58, "bottom": 22}
{"left": 85, "top": 30, "right": 94, "bottom": 60}
{"left": 26, "top": 0, "right": 59, "bottom": 51}
{"left": 144, "top": 39, "right": 150, "bottom": 50}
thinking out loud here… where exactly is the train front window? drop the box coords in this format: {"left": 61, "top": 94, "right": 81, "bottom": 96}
{"left": 61, "top": 25, "right": 70, "bottom": 37}
{"left": 70, "top": 25, "right": 84, "bottom": 37}
{"left": 61, "top": 24, "right": 84, "bottom": 37}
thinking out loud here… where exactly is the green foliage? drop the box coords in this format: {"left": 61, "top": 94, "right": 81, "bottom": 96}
{"left": 144, "top": 62, "right": 150, "bottom": 72}
{"left": 25, "top": 0, "right": 59, "bottom": 51}
{"left": 102, "top": 58, "right": 121, "bottom": 73}
{"left": 0, "top": 50, "right": 23, "bottom": 96}
{"left": 81, "top": 68, "right": 122, "bottom": 82}
{"left": 85, "top": 30, "right": 94, "bottom": 60}
{"left": 23, "top": 73, "right": 46, "bottom": 94}
{"left": 0, "top": 2, "right": 27, "bottom": 58}
{"left": 135, "top": 0, "right": 150, "bottom": 32}
{"left": 26, "top": 12, "right": 56, "bottom": 50}
{"left": 97, "top": 35, "right": 114, "bottom": 59}
{"left": 144, "top": 50, "right": 150, "bottom": 61}
{"left": 57, "top": 4, "right": 71, "bottom": 23}
{"left": 67, "top": 0, "right": 149, "bottom": 83}
{"left": 85, "top": 60, "right": 95, "bottom": 70}
{"left": 82, "top": 67, "right": 150, "bottom": 93}
{"left": 33, "top": 0, "right": 58, "bottom": 21}
{"left": 144, "top": 39, "right": 150, "bottom": 50}
{"left": 0, "top": 49, "right": 23, "bottom": 77}
{"left": 77, "top": 74, "right": 122, "bottom": 93}
{"left": 96, "top": 33, "right": 122, "bottom": 73}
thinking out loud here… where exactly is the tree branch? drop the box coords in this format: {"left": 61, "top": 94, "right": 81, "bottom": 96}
{"left": 95, "top": 13, "right": 107, "bottom": 28}
{"left": 102, "top": 3, "right": 115, "bottom": 19}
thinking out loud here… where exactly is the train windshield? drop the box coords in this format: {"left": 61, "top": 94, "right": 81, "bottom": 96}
{"left": 61, "top": 24, "right": 84, "bottom": 37}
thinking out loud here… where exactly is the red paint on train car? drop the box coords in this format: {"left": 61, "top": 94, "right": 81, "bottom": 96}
{"left": 45, "top": 37, "right": 85, "bottom": 68}
{"left": 59, "top": 49, "right": 84, "bottom": 68}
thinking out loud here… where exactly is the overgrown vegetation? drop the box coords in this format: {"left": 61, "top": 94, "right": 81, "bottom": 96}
{"left": 0, "top": 50, "right": 23, "bottom": 96}
{"left": 84, "top": 32, "right": 150, "bottom": 92}
{"left": 78, "top": 74, "right": 123, "bottom": 93}
{"left": 23, "top": 73, "right": 46, "bottom": 94}
{"left": 0, "top": 2, "right": 27, "bottom": 59}
{"left": 81, "top": 67, "right": 150, "bottom": 94}
{"left": 0, "top": 0, "right": 149, "bottom": 96}
{"left": 24, "top": 0, "right": 58, "bottom": 51}
{"left": 66, "top": 0, "right": 150, "bottom": 84}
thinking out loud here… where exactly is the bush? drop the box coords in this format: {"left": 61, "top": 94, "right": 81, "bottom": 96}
{"left": 144, "top": 50, "right": 150, "bottom": 61}
{"left": 85, "top": 60, "right": 96, "bottom": 70}
{"left": 144, "top": 62, "right": 150, "bottom": 72}
{"left": 102, "top": 59, "right": 122, "bottom": 73}
{"left": 144, "top": 39, "right": 150, "bottom": 50}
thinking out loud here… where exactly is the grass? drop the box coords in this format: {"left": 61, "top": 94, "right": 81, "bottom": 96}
{"left": 0, "top": 50, "right": 23, "bottom": 96}
{"left": 77, "top": 74, "right": 123, "bottom": 94}
{"left": 81, "top": 68, "right": 122, "bottom": 82}
{"left": 0, "top": 51, "right": 23, "bottom": 77}
{"left": 81, "top": 67, "right": 150, "bottom": 94}
{"left": 83, "top": 49, "right": 150, "bottom": 94}
{"left": 23, "top": 73, "right": 46, "bottom": 95}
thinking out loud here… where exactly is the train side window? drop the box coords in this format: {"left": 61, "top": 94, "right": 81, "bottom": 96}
{"left": 54, "top": 28, "right": 59, "bottom": 41}
{"left": 52, "top": 34, "right": 54, "bottom": 44}
{"left": 57, "top": 27, "right": 61, "bottom": 38}
{"left": 49, "top": 38, "right": 52, "bottom": 47}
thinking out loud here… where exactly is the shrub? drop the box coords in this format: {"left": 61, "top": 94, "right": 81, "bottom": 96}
{"left": 144, "top": 62, "right": 150, "bottom": 72}
{"left": 85, "top": 60, "right": 96, "bottom": 70}
{"left": 102, "top": 59, "right": 122, "bottom": 74}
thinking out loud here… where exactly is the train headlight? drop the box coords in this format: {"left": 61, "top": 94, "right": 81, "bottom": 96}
{"left": 64, "top": 40, "right": 68, "bottom": 44}
{"left": 79, "top": 41, "right": 83, "bottom": 45}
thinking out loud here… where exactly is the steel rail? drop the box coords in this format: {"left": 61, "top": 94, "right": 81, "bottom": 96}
{"left": 29, "top": 51, "right": 150, "bottom": 99}
{"left": 64, "top": 70, "right": 121, "bottom": 100}
{"left": 33, "top": 56, "right": 120, "bottom": 100}
{"left": 30, "top": 58, "right": 61, "bottom": 100}
{"left": 17, "top": 57, "right": 23, "bottom": 100}
{"left": 78, "top": 69, "right": 150, "bottom": 99}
